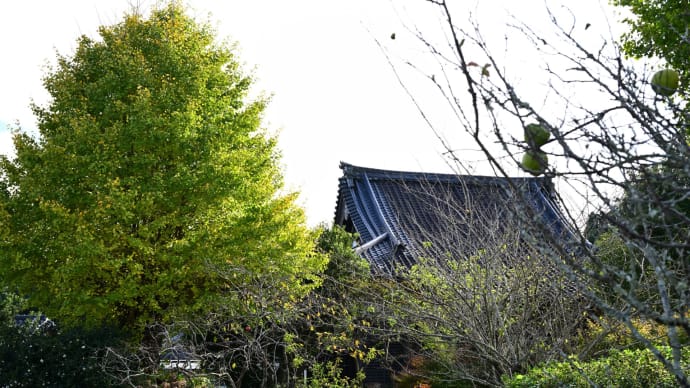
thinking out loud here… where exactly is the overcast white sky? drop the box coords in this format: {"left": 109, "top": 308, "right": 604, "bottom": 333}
{"left": 0, "top": 0, "right": 627, "bottom": 226}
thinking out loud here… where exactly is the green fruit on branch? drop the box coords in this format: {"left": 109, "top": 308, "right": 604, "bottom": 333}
{"left": 524, "top": 123, "right": 551, "bottom": 148}
{"left": 521, "top": 150, "right": 548, "bottom": 176}
{"left": 651, "top": 69, "right": 679, "bottom": 96}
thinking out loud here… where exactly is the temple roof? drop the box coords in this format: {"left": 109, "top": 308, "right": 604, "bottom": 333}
{"left": 334, "top": 162, "right": 573, "bottom": 275}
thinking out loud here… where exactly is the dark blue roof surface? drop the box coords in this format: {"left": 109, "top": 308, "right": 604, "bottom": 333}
{"left": 334, "top": 162, "right": 574, "bottom": 274}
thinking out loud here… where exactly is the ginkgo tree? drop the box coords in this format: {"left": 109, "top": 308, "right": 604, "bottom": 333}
{"left": 615, "top": 0, "right": 690, "bottom": 91}
{"left": 0, "top": 3, "right": 325, "bottom": 336}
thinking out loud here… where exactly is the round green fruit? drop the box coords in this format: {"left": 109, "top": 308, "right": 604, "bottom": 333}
{"left": 521, "top": 150, "right": 548, "bottom": 176}
{"left": 524, "top": 123, "right": 550, "bottom": 148}
{"left": 651, "top": 69, "right": 679, "bottom": 96}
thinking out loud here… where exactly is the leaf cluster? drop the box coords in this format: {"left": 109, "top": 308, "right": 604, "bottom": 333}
{"left": 616, "top": 0, "right": 690, "bottom": 76}
{"left": 505, "top": 345, "right": 690, "bottom": 387}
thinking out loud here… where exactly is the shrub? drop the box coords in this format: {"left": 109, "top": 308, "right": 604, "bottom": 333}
{"left": 297, "top": 358, "right": 365, "bottom": 388}
{"left": 571, "top": 316, "right": 674, "bottom": 358}
{"left": 504, "top": 346, "right": 690, "bottom": 387}
{"left": 0, "top": 324, "right": 125, "bottom": 387}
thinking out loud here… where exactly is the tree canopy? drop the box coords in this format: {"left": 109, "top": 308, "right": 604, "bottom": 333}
{"left": 0, "top": 4, "right": 325, "bottom": 334}
{"left": 616, "top": 0, "right": 690, "bottom": 99}
{"left": 616, "top": 0, "right": 690, "bottom": 67}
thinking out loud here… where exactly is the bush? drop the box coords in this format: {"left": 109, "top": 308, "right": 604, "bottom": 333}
{"left": 0, "top": 324, "right": 125, "bottom": 387}
{"left": 571, "top": 316, "right": 675, "bottom": 358}
{"left": 297, "top": 359, "right": 365, "bottom": 388}
{"left": 504, "top": 346, "right": 690, "bottom": 387}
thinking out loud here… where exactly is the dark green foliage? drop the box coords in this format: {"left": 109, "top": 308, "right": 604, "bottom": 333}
{"left": 585, "top": 161, "right": 690, "bottom": 312}
{"left": 300, "top": 226, "right": 380, "bottom": 372}
{"left": 504, "top": 346, "right": 690, "bottom": 387}
{"left": 0, "top": 324, "right": 125, "bottom": 387}
{"left": 316, "top": 225, "right": 370, "bottom": 287}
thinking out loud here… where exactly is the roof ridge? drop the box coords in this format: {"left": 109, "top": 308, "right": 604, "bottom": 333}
{"left": 339, "top": 161, "right": 550, "bottom": 184}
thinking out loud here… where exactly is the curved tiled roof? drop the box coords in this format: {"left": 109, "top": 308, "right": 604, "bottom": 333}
{"left": 334, "top": 162, "right": 574, "bottom": 275}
